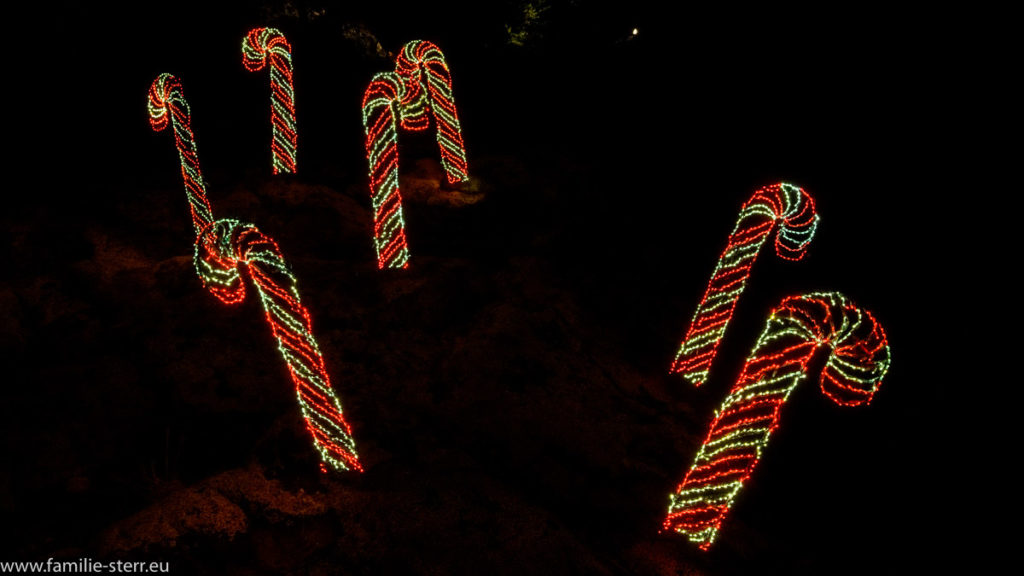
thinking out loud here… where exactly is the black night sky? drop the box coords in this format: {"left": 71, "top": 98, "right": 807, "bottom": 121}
{"left": 4, "top": 1, "right": 982, "bottom": 574}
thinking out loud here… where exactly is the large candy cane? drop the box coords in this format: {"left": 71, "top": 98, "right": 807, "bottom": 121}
{"left": 394, "top": 40, "right": 469, "bottom": 184}
{"left": 195, "top": 219, "right": 362, "bottom": 472}
{"left": 149, "top": 74, "right": 361, "bottom": 472}
{"left": 242, "top": 27, "right": 298, "bottom": 174}
{"left": 670, "top": 183, "right": 819, "bottom": 386}
{"left": 361, "top": 72, "right": 410, "bottom": 269}
{"left": 664, "top": 292, "right": 890, "bottom": 549}
{"left": 147, "top": 73, "right": 214, "bottom": 235}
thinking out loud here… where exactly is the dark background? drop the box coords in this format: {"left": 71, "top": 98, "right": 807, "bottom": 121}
{"left": 4, "top": 1, "right": 979, "bottom": 574}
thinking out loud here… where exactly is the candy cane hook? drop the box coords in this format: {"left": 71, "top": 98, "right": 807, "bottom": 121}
{"left": 149, "top": 75, "right": 361, "bottom": 472}
{"left": 361, "top": 72, "right": 410, "bottom": 269}
{"left": 243, "top": 27, "right": 298, "bottom": 174}
{"left": 195, "top": 219, "right": 363, "bottom": 472}
{"left": 670, "top": 183, "right": 819, "bottom": 386}
{"left": 394, "top": 40, "right": 469, "bottom": 184}
{"left": 664, "top": 292, "right": 890, "bottom": 549}
{"left": 147, "top": 73, "right": 214, "bottom": 236}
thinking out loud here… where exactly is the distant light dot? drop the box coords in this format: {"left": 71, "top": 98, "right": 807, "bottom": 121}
{"left": 632, "top": 28, "right": 639, "bottom": 35}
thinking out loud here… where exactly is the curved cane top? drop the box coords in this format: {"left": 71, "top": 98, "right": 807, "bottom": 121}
{"left": 766, "top": 292, "right": 891, "bottom": 406}
{"left": 362, "top": 71, "right": 405, "bottom": 110}
{"left": 193, "top": 219, "right": 267, "bottom": 305}
{"left": 394, "top": 39, "right": 445, "bottom": 130}
{"left": 742, "top": 183, "right": 819, "bottom": 261}
{"left": 242, "top": 27, "right": 292, "bottom": 72}
{"left": 147, "top": 73, "right": 187, "bottom": 133}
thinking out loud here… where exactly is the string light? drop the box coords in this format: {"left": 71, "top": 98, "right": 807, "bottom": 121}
{"left": 394, "top": 40, "right": 469, "bottom": 184}
{"left": 361, "top": 72, "right": 410, "bottom": 269}
{"left": 148, "top": 74, "right": 361, "bottom": 472}
{"left": 243, "top": 27, "right": 298, "bottom": 174}
{"left": 664, "top": 292, "right": 891, "bottom": 550}
{"left": 670, "top": 183, "right": 819, "bottom": 386}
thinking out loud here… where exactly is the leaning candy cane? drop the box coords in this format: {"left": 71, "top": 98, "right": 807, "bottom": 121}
{"left": 147, "top": 73, "right": 214, "bottom": 235}
{"left": 670, "top": 183, "right": 819, "bottom": 386}
{"left": 195, "top": 219, "right": 362, "bottom": 472}
{"left": 148, "top": 74, "right": 361, "bottom": 472}
{"left": 664, "top": 292, "right": 891, "bottom": 549}
{"left": 243, "top": 27, "right": 298, "bottom": 174}
{"left": 361, "top": 72, "right": 410, "bottom": 269}
{"left": 394, "top": 40, "right": 469, "bottom": 184}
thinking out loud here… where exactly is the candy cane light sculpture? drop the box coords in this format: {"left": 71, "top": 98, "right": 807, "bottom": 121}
{"left": 194, "top": 219, "right": 363, "bottom": 472}
{"left": 361, "top": 71, "right": 410, "bottom": 269}
{"left": 243, "top": 27, "right": 298, "bottom": 174}
{"left": 394, "top": 39, "right": 469, "bottom": 184}
{"left": 147, "top": 73, "right": 214, "bottom": 235}
{"left": 664, "top": 292, "right": 891, "bottom": 549}
{"left": 670, "top": 183, "right": 819, "bottom": 386}
{"left": 149, "top": 73, "right": 362, "bottom": 472}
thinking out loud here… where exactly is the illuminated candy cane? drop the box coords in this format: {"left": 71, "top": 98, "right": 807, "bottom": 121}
{"left": 195, "top": 219, "right": 363, "bottom": 472}
{"left": 149, "top": 74, "right": 362, "bottom": 473}
{"left": 664, "top": 292, "right": 891, "bottom": 549}
{"left": 147, "top": 73, "right": 214, "bottom": 235}
{"left": 242, "top": 27, "right": 298, "bottom": 174}
{"left": 394, "top": 39, "right": 469, "bottom": 184}
{"left": 670, "top": 183, "right": 819, "bottom": 386}
{"left": 361, "top": 72, "right": 410, "bottom": 269}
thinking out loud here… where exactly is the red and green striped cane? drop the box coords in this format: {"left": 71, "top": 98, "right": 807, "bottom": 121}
{"left": 361, "top": 72, "right": 410, "bottom": 269}
{"left": 195, "top": 219, "right": 363, "bottom": 472}
{"left": 664, "top": 292, "right": 890, "bottom": 549}
{"left": 394, "top": 40, "right": 469, "bottom": 184}
{"left": 670, "top": 183, "right": 819, "bottom": 386}
{"left": 147, "top": 73, "right": 214, "bottom": 235}
{"left": 243, "top": 27, "right": 298, "bottom": 174}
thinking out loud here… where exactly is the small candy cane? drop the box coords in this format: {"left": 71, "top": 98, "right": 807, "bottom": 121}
{"left": 670, "top": 183, "right": 819, "bottom": 386}
{"left": 361, "top": 72, "right": 410, "bottom": 269}
{"left": 149, "top": 74, "right": 361, "bottom": 472}
{"left": 147, "top": 73, "right": 214, "bottom": 235}
{"left": 243, "top": 27, "right": 298, "bottom": 174}
{"left": 394, "top": 40, "right": 469, "bottom": 184}
{"left": 664, "top": 292, "right": 890, "bottom": 549}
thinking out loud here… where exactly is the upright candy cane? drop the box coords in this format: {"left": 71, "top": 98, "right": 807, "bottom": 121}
{"left": 664, "top": 292, "right": 891, "bottom": 549}
{"left": 670, "top": 183, "right": 819, "bottom": 386}
{"left": 361, "top": 72, "right": 410, "bottom": 269}
{"left": 394, "top": 40, "right": 469, "bottom": 184}
{"left": 149, "top": 74, "right": 361, "bottom": 472}
{"left": 243, "top": 27, "right": 298, "bottom": 174}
